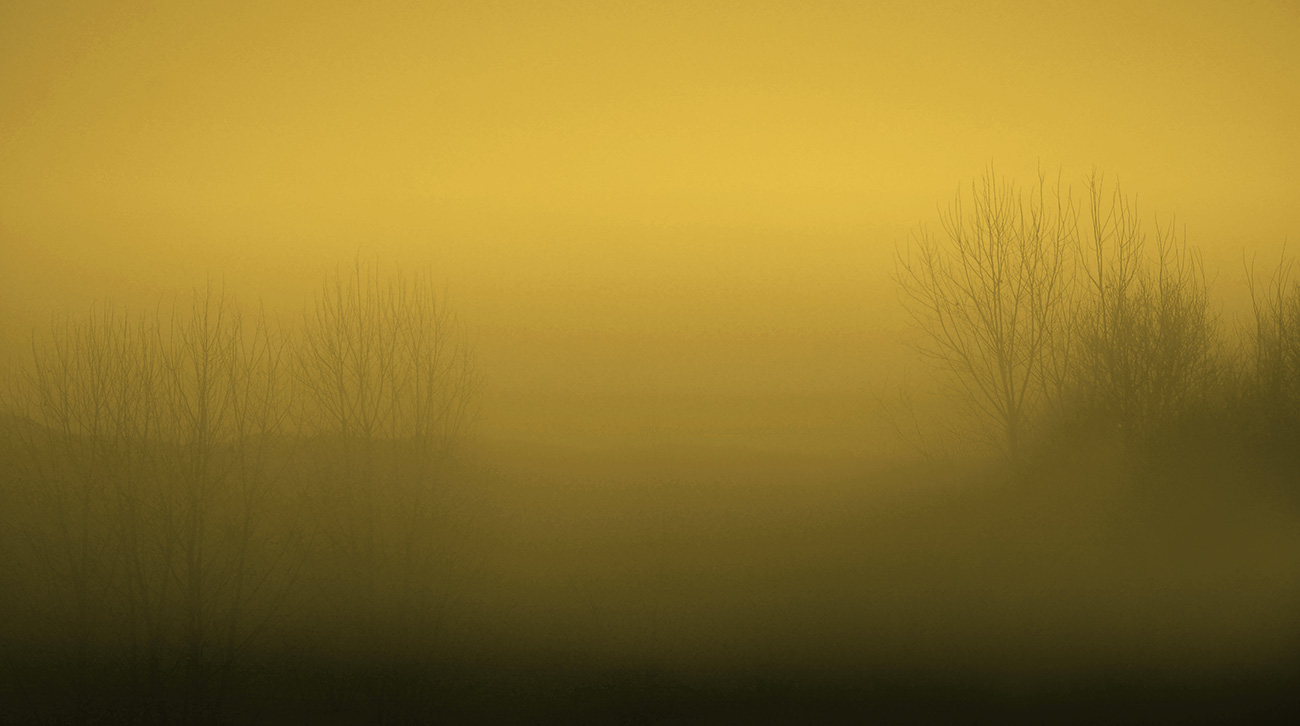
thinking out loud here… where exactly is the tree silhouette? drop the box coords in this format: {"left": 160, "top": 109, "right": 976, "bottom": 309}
{"left": 1246, "top": 247, "right": 1300, "bottom": 440}
{"left": 1073, "top": 174, "right": 1219, "bottom": 443}
{"left": 5, "top": 286, "right": 300, "bottom": 721}
{"left": 293, "top": 260, "right": 479, "bottom": 668}
{"left": 894, "top": 167, "right": 1076, "bottom": 458}
{"left": 7, "top": 305, "right": 151, "bottom": 720}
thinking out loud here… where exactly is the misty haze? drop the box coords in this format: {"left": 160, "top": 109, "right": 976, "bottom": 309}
{"left": 2, "top": 2, "right": 1299, "bottom": 723}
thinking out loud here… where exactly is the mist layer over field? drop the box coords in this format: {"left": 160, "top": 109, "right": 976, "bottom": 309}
{"left": 2, "top": 1, "right": 1299, "bottom": 722}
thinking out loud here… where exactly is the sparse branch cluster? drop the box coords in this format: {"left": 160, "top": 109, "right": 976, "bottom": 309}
{"left": 1246, "top": 250, "right": 1300, "bottom": 435}
{"left": 1073, "top": 175, "right": 1219, "bottom": 442}
{"left": 293, "top": 262, "right": 480, "bottom": 661}
{"left": 895, "top": 169, "right": 1074, "bottom": 456}
{"left": 896, "top": 168, "right": 1289, "bottom": 459}
{"left": 295, "top": 263, "right": 478, "bottom": 459}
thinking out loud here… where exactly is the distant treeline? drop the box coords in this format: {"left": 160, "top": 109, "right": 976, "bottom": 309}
{"left": 2, "top": 172, "right": 1299, "bottom": 721}
{"left": 895, "top": 167, "right": 1300, "bottom": 462}
{"left": 0, "top": 262, "right": 479, "bottom": 722}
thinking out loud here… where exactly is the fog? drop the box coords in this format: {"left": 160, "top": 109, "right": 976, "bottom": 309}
{"left": 2, "top": 1, "right": 1299, "bottom": 722}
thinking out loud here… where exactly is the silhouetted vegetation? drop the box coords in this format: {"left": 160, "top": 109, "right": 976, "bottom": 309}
{"left": 898, "top": 168, "right": 1295, "bottom": 468}
{"left": 2, "top": 186, "right": 1299, "bottom": 722}
{"left": 1245, "top": 248, "right": 1300, "bottom": 447}
{"left": 0, "top": 263, "right": 480, "bottom": 722}
{"left": 894, "top": 167, "right": 1075, "bottom": 457}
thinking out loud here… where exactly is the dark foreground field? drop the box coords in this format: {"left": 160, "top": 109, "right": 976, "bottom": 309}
{"left": 4, "top": 434, "right": 1300, "bottom": 723}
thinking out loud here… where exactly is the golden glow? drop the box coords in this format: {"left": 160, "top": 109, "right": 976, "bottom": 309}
{"left": 2, "top": 1, "right": 1297, "bottom": 448}
{"left": 4, "top": 5, "right": 1300, "bottom": 720}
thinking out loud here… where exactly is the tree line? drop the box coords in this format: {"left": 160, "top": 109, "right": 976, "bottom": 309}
{"left": 895, "top": 167, "right": 1300, "bottom": 462}
{"left": 2, "top": 171, "right": 1297, "bottom": 720}
{"left": 0, "top": 261, "right": 479, "bottom": 722}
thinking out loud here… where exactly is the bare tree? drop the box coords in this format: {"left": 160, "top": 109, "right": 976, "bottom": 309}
{"left": 1246, "top": 246, "right": 1300, "bottom": 433}
{"left": 895, "top": 167, "right": 1076, "bottom": 458}
{"left": 5, "top": 287, "right": 299, "bottom": 722}
{"left": 1074, "top": 174, "right": 1219, "bottom": 442}
{"left": 293, "top": 260, "right": 479, "bottom": 664}
{"left": 156, "top": 283, "right": 300, "bottom": 718}
{"left": 0, "top": 303, "right": 180, "bottom": 720}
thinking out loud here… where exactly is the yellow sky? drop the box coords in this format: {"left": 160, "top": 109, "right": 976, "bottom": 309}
{"left": 2, "top": 0, "right": 1297, "bottom": 446}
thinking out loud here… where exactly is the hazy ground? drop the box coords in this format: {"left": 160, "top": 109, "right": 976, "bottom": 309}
{"left": 4, "top": 407, "right": 1300, "bottom": 722}
{"left": 247, "top": 437, "right": 1300, "bottom": 721}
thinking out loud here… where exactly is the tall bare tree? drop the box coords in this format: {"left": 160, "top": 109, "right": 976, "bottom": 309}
{"left": 1075, "top": 174, "right": 1219, "bottom": 441}
{"left": 895, "top": 167, "right": 1076, "bottom": 457}
{"left": 294, "top": 260, "right": 479, "bottom": 663}
{"left": 156, "top": 283, "right": 299, "bottom": 718}
{"left": 6, "top": 287, "right": 299, "bottom": 722}
{"left": 7, "top": 305, "right": 155, "bottom": 719}
{"left": 1246, "top": 247, "right": 1300, "bottom": 434}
